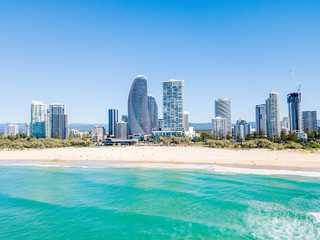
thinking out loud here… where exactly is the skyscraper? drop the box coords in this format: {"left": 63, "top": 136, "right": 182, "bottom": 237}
{"left": 24, "top": 122, "right": 31, "bottom": 137}
{"left": 128, "top": 75, "right": 151, "bottom": 135}
{"left": 92, "top": 126, "right": 105, "bottom": 142}
{"left": 287, "top": 92, "right": 302, "bottom": 132}
{"left": 147, "top": 94, "right": 159, "bottom": 131}
{"left": 281, "top": 117, "right": 290, "bottom": 135}
{"left": 4, "top": 124, "right": 18, "bottom": 137}
{"left": 108, "top": 109, "right": 118, "bottom": 136}
{"left": 31, "top": 101, "right": 49, "bottom": 138}
{"left": 255, "top": 104, "right": 267, "bottom": 136}
{"left": 121, "top": 115, "right": 128, "bottom": 123}
{"left": 183, "top": 111, "right": 189, "bottom": 132}
{"left": 116, "top": 121, "right": 128, "bottom": 139}
{"left": 163, "top": 79, "right": 184, "bottom": 131}
{"left": 302, "top": 111, "right": 317, "bottom": 132}
{"left": 49, "top": 103, "right": 69, "bottom": 139}
{"left": 266, "top": 92, "right": 280, "bottom": 139}
{"left": 215, "top": 98, "right": 231, "bottom": 134}
{"left": 234, "top": 118, "right": 249, "bottom": 140}
{"left": 212, "top": 117, "right": 226, "bottom": 139}
{"left": 158, "top": 119, "right": 164, "bottom": 131}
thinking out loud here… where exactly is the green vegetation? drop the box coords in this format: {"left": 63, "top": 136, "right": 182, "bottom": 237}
{"left": 196, "top": 129, "right": 320, "bottom": 150}
{"left": 144, "top": 129, "right": 320, "bottom": 151}
{"left": 151, "top": 136, "right": 192, "bottom": 145}
{"left": 0, "top": 133, "right": 94, "bottom": 150}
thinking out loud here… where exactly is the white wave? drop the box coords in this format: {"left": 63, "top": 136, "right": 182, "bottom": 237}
{"left": 1, "top": 162, "right": 320, "bottom": 178}
{"left": 309, "top": 212, "right": 320, "bottom": 223}
{"left": 245, "top": 200, "right": 320, "bottom": 239}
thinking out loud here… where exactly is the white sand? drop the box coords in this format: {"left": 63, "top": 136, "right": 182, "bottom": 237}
{"left": 0, "top": 146, "right": 320, "bottom": 169}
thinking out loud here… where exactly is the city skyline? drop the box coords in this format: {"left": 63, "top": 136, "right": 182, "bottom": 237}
{"left": 0, "top": 1, "right": 320, "bottom": 123}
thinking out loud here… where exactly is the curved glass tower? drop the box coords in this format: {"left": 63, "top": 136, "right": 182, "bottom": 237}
{"left": 147, "top": 94, "right": 159, "bottom": 131}
{"left": 215, "top": 98, "right": 231, "bottom": 134}
{"left": 128, "top": 75, "right": 151, "bottom": 135}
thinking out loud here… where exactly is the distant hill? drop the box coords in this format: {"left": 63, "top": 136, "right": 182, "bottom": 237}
{"left": 189, "top": 123, "right": 212, "bottom": 130}
{"left": 69, "top": 123, "right": 108, "bottom": 132}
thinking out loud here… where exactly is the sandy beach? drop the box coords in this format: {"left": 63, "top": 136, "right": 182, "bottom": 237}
{"left": 0, "top": 146, "right": 320, "bottom": 170}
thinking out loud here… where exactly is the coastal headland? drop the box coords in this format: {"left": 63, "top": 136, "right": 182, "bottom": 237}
{"left": 0, "top": 146, "right": 320, "bottom": 170}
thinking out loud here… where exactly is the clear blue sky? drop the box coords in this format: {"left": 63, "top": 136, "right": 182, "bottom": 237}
{"left": 0, "top": 0, "right": 319, "bottom": 124}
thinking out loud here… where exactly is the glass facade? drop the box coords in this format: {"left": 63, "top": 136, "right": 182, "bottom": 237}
{"left": 234, "top": 118, "right": 249, "bottom": 140}
{"left": 128, "top": 75, "right": 151, "bottom": 135}
{"left": 266, "top": 92, "right": 280, "bottom": 139}
{"left": 302, "top": 111, "right": 317, "bottom": 132}
{"left": 287, "top": 92, "right": 301, "bottom": 132}
{"left": 49, "top": 103, "right": 69, "bottom": 139}
{"left": 212, "top": 117, "right": 226, "bottom": 139}
{"left": 163, "top": 79, "right": 184, "bottom": 132}
{"left": 147, "top": 95, "right": 159, "bottom": 132}
{"left": 255, "top": 104, "right": 267, "bottom": 136}
{"left": 215, "top": 98, "right": 232, "bottom": 134}
{"left": 31, "top": 101, "right": 49, "bottom": 138}
{"left": 108, "top": 109, "right": 118, "bottom": 136}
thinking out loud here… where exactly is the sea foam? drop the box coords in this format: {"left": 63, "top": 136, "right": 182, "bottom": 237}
{"left": 1, "top": 161, "right": 320, "bottom": 178}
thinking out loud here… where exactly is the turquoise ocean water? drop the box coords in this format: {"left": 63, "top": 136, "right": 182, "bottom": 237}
{"left": 0, "top": 163, "right": 320, "bottom": 239}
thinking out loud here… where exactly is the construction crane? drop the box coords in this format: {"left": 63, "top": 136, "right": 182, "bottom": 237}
{"left": 290, "top": 70, "right": 301, "bottom": 92}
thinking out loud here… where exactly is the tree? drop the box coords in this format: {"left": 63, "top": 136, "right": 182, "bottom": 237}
{"left": 245, "top": 133, "right": 253, "bottom": 141}
{"left": 200, "top": 131, "right": 212, "bottom": 142}
{"left": 193, "top": 136, "right": 201, "bottom": 142}
{"left": 287, "top": 132, "right": 297, "bottom": 142}
{"left": 259, "top": 129, "right": 266, "bottom": 139}
{"left": 68, "top": 134, "right": 74, "bottom": 140}
{"left": 237, "top": 132, "right": 243, "bottom": 146}
{"left": 54, "top": 133, "right": 61, "bottom": 139}
{"left": 253, "top": 131, "right": 258, "bottom": 139}
{"left": 280, "top": 130, "right": 287, "bottom": 142}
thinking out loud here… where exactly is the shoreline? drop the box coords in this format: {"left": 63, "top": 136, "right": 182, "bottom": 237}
{"left": 0, "top": 146, "right": 320, "bottom": 172}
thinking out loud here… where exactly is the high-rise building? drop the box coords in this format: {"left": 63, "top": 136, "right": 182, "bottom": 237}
{"left": 70, "top": 129, "right": 80, "bottom": 138}
{"left": 108, "top": 109, "right": 118, "bottom": 136}
{"left": 287, "top": 92, "right": 302, "bottom": 132}
{"left": 4, "top": 124, "right": 18, "bottom": 137}
{"left": 116, "top": 121, "right": 128, "bottom": 139}
{"left": 255, "top": 104, "right": 267, "bottom": 136}
{"left": 215, "top": 98, "right": 231, "bottom": 134}
{"left": 92, "top": 126, "right": 105, "bottom": 142}
{"left": 183, "top": 111, "right": 189, "bottom": 132}
{"left": 121, "top": 115, "right": 128, "bottom": 123}
{"left": 302, "top": 111, "right": 317, "bottom": 132}
{"left": 234, "top": 118, "right": 249, "bottom": 140}
{"left": 128, "top": 75, "right": 151, "bottom": 135}
{"left": 49, "top": 103, "right": 69, "bottom": 139}
{"left": 266, "top": 92, "right": 280, "bottom": 139}
{"left": 147, "top": 94, "right": 159, "bottom": 131}
{"left": 163, "top": 79, "right": 184, "bottom": 131}
{"left": 281, "top": 117, "right": 290, "bottom": 135}
{"left": 158, "top": 119, "right": 164, "bottom": 131}
{"left": 24, "top": 123, "right": 31, "bottom": 137}
{"left": 212, "top": 117, "right": 226, "bottom": 139}
{"left": 31, "top": 101, "right": 49, "bottom": 138}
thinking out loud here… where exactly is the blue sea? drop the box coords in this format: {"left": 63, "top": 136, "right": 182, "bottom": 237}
{"left": 0, "top": 162, "right": 320, "bottom": 239}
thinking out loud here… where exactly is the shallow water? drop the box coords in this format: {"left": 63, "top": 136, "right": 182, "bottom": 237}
{"left": 0, "top": 164, "right": 320, "bottom": 239}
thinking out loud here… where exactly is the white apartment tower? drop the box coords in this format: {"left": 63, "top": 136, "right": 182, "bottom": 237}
{"left": 212, "top": 117, "right": 227, "bottom": 139}
{"left": 163, "top": 79, "right": 184, "bottom": 132}
{"left": 266, "top": 92, "right": 280, "bottom": 139}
